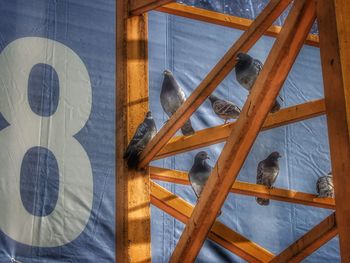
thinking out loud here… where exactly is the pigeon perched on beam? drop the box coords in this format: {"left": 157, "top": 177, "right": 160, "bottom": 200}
{"left": 123, "top": 111, "right": 157, "bottom": 169}
{"left": 189, "top": 151, "right": 222, "bottom": 216}
{"left": 209, "top": 94, "right": 241, "bottom": 124}
{"left": 189, "top": 151, "right": 212, "bottom": 198}
{"left": 256, "top": 152, "right": 281, "bottom": 206}
{"left": 160, "top": 70, "right": 195, "bottom": 136}
{"left": 316, "top": 172, "right": 334, "bottom": 198}
{"left": 235, "top": 52, "right": 281, "bottom": 113}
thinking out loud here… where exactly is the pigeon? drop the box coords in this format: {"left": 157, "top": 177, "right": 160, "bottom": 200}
{"left": 316, "top": 172, "right": 334, "bottom": 198}
{"left": 189, "top": 151, "right": 222, "bottom": 216}
{"left": 235, "top": 52, "right": 281, "bottom": 113}
{"left": 209, "top": 94, "right": 241, "bottom": 124}
{"left": 189, "top": 151, "right": 212, "bottom": 198}
{"left": 160, "top": 70, "right": 195, "bottom": 136}
{"left": 256, "top": 152, "right": 282, "bottom": 206}
{"left": 123, "top": 111, "right": 157, "bottom": 169}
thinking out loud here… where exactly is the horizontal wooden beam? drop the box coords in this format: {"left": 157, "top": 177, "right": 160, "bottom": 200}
{"left": 155, "top": 99, "right": 325, "bottom": 160}
{"left": 150, "top": 166, "right": 335, "bottom": 210}
{"left": 270, "top": 213, "right": 338, "bottom": 263}
{"left": 170, "top": 1, "right": 317, "bottom": 261}
{"left": 150, "top": 181, "right": 274, "bottom": 263}
{"left": 137, "top": 0, "right": 293, "bottom": 168}
{"left": 130, "top": 0, "right": 174, "bottom": 16}
{"left": 156, "top": 3, "right": 319, "bottom": 47}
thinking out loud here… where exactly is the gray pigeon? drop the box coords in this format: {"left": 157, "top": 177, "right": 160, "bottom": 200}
{"left": 189, "top": 151, "right": 212, "bottom": 198}
{"left": 160, "top": 70, "right": 195, "bottom": 136}
{"left": 123, "top": 111, "right": 157, "bottom": 169}
{"left": 256, "top": 152, "right": 281, "bottom": 206}
{"left": 316, "top": 172, "right": 334, "bottom": 198}
{"left": 235, "top": 52, "right": 281, "bottom": 113}
{"left": 189, "top": 151, "right": 222, "bottom": 216}
{"left": 209, "top": 94, "right": 241, "bottom": 124}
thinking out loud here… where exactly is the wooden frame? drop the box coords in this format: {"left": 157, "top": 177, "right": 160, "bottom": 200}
{"left": 117, "top": 1, "right": 150, "bottom": 262}
{"left": 118, "top": 0, "right": 350, "bottom": 261}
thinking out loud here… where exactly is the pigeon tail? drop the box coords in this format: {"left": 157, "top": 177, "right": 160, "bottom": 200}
{"left": 124, "top": 148, "right": 141, "bottom": 169}
{"left": 270, "top": 100, "right": 281, "bottom": 113}
{"left": 181, "top": 120, "right": 195, "bottom": 136}
{"left": 256, "top": 197, "right": 270, "bottom": 206}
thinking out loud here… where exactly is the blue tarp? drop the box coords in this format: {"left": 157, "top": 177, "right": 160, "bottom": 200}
{"left": 0, "top": 0, "right": 340, "bottom": 262}
{"left": 0, "top": 0, "right": 115, "bottom": 261}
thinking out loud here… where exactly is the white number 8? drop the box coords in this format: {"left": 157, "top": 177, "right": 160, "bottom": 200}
{"left": 0, "top": 37, "right": 93, "bottom": 247}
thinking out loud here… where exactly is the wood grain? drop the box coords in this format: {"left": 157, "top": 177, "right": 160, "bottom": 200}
{"left": 117, "top": 0, "right": 151, "bottom": 261}
{"left": 150, "top": 181, "right": 274, "bottom": 263}
{"left": 170, "top": 1, "right": 317, "bottom": 261}
{"left": 270, "top": 213, "right": 337, "bottom": 263}
{"left": 137, "top": 0, "right": 293, "bottom": 168}
{"left": 150, "top": 166, "right": 335, "bottom": 210}
{"left": 318, "top": 0, "right": 350, "bottom": 261}
{"left": 157, "top": 2, "right": 319, "bottom": 47}
{"left": 155, "top": 99, "right": 325, "bottom": 159}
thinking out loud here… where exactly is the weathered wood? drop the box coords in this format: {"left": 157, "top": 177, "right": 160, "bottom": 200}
{"left": 150, "top": 167, "right": 335, "bottom": 210}
{"left": 130, "top": 0, "right": 174, "bottom": 16}
{"left": 137, "top": 0, "right": 293, "bottom": 168}
{"left": 150, "top": 181, "right": 274, "bottom": 263}
{"left": 116, "top": 0, "right": 150, "bottom": 261}
{"left": 157, "top": 2, "right": 319, "bottom": 47}
{"left": 155, "top": 99, "right": 325, "bottom": 159}
{"left": 270, "top": 213, "right": 338, "bottom": 263}
{"left": 318, "top": 0, "right": 350, "bottom": 261}
{"left": 170, "top": 1, "right": 317, "bottom": 261}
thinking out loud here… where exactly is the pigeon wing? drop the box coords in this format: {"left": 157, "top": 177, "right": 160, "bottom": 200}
{"left": 256, "top": 161, "right": 265, "bottom": 185}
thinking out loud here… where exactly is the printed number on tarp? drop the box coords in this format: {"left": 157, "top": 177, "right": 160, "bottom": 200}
{"left": 0, "top": 37, "right": 93, "bottom": 247}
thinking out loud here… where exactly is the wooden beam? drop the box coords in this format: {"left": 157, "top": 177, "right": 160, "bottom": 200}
{"left": 150, "top": 181, "right": 274, "bottom": 263}
{"left": 318, "top": 0, "right": 350, "bottom": 261}
{"left": 156, "top": 3, "right": 319, "bottom": 47}
{"left": 270, "top": 213, "right": 338, "bottom": 263}
{"left": 155, "top": 99, "right": 325, "bottom": 159}
{"left": 117, "top": 0, "right": 151, "bottom": 261}
{"left": 130, "top": 0, "right": 174, "bottom": 16}
{"left": 137, "top": 0, "right": 293, "bottom": 168}
{"left": 150, "top": 166, "right": 336, "bottom": 210}
{"left": 170, "top": 1, "right": 317, "bottom": 261}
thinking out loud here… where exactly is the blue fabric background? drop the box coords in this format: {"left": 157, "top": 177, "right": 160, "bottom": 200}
{"left": 0, "top": 0, "right": 340, "bottom": 262}
{"left": 0, "top": 0, "right": 115, "bottom": 262}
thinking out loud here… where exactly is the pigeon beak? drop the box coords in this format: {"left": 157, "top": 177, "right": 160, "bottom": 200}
{"left": 206, "top": 156, "right": 210, "bottom": 160}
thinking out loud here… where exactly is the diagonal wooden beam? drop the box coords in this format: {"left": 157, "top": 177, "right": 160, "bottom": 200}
{"left": 170, "top": 1, "right": 317, "bottom": 262}
{"left": 270, "top": 213, "right": 338, "bottom": 263}
{"left": 156, "top": 3, "right": 319, "bottom": 47}
{"left": 318, "top": 0, "right": 350, "bottom": 261}
{"left": 150, "top": 181, "right": 274, "bottom": 263}
{"left": 130, "top": 0, "right": 174, "bottom": 16}
{"left": 150, "top": 166, "right": 336, "bottom": 210}
{"left": 137, "top": 0, "right": 293, "bottom": 168}
{"left": 155, "top": 99, "right": 325, "bottom": 159}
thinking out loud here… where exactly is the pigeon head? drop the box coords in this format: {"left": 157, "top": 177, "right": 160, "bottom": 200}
{"left": 163, "top": 69, "right": 173, "bottom": 76}
{"left": 209, "top": 94, "right": 219, "bottom": 104}
{"left": 195, "top": 151, "right": 210, "bottom": 163}
{"left": 235, "top": 52, "right": 253, "bottom": 69}
{"left": 328, "top": 172, "right": 332, "bottom": 176}
{"left": 267, "top": 151, "right": 282, "bottom": 161}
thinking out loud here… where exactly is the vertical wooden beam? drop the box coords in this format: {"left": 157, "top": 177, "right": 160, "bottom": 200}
{"left": 117, "top": 0, "right": 150, "bottom": 262}
{"left": 270, "top": 213, "right": 337, "bottom": 263}
{"left": 169, "top": 1, "right": 317, "bottom": 262}
{"left": 318, "top": 0, "right": 350, "bottom": 261}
